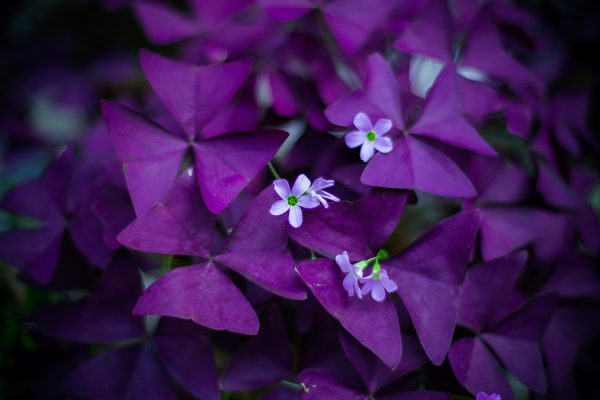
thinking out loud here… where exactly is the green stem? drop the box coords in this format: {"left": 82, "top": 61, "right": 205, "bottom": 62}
{"left": 268, "top": 162, "right": 281, "bottom": 179}
{"left": 279, "top": 380, "right": 307, "bottom": 392}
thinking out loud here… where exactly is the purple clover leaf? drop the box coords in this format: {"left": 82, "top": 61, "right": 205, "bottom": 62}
{"left": 345, "top": 112, "right": 393, "bottom": 162}
{"left": 102, "top": 50, "right": 288, "bottom": 216}
{"left": 326, "top": 53, "right": 495, "bottom": 198}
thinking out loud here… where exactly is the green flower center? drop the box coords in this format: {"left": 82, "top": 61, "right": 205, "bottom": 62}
{"left": 287, "top": 195, "right": 299, "bottom": 206}
{"left": 366, "top": 131, "right": 377, "bottom": 141}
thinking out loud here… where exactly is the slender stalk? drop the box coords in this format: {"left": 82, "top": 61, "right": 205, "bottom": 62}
{"left": 268, "top": 162, "right": 281, "bottom": 179}
{"left": 279, "top": 380, "right": 307, "bottom": 392}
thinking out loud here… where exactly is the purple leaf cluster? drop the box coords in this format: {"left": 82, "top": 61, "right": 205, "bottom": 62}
{"left": 1, "top": 0, "right": 600, "bottom": 399}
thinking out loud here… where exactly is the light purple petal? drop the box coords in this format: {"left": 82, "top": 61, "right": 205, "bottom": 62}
{"left": 273, "top": 179, "right": 291, "bottom": 199}
{"left": 289, "top": 205, "right": 303, "bottom": 228}
{"left": 373, "top": 119, "right": 392, "bottom": 136}
{"left": 353, "top": 112, "right": 372, "bottom": 132}
{"left": 345, "top": 130, "right": 366, "bottom": 148}
{"left": 381, "top": 276, "right": 397, "bottom": 293}
{"left": 270, "top": 200, "right": 290, "bottom": 215}
{"left": 373, "top": 137, "right": 393, "bottom": 153}
{"left": 360, "top": 141, "right": 376, "bottom": 162}
{"left": 361, "top": 279, "right": 373, "bottom": 295}
{"left": 310, "top": 177, "right": 335, "bottom": 191}
{"left": 371, "top": 281, "right": 386, "bottom": 302}
{"left": 343, "top": 272, "right": 358, "bottom": 296}
{"left": 298, "top": 195, "right": 320, "bottom": 209}
{"left": 291, "top": 174, "right": 312, "bottom": 196}
{"left": 335, "top": 251, "right": 352, "bottom": 273}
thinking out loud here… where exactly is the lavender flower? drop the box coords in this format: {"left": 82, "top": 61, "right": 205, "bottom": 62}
{"left": 476, "top": 392, "right": 501, "bottom": 400}
{"left": 335, "top": 250, "right": 364, "bottom": 298}
{"left": 335, "top": 248, "right": 397, "bottom": 302}
{"left": 270, "top": 174, "right": 337, "bottom": 228}
{"left": 307, "top": 177, "right": 340, "bottom": 208}
{"left": 345, "top": 112, "right": 393, "bottom": 162}
{"left": 361, "top": 268, "right": 397, "bottom": 302}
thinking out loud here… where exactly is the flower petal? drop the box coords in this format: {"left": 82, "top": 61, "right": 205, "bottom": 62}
{"left": 361, "top": 279, "right": 373, "bottom": 295}
{"left": 291, "top": 174, "right": 311, "bottom": 196}
{"left": 273, "top": 179, "right": 290, "bottom": 199}
{"left": 298, "top": 195, "right": 320, "bottom": 209}
{"left": 335, "top": 251, "right": 352, "bottom": 273}
{"left": 310, "top": 177, "right": 335, "bottom": 191}
{"left": 381, "top": 276, "right": 398, "bottom": 293}
{"left": 360, "top": 141, "right": 376, "bottom": 162}
{"left": 371, "top": 282, "right": 386, "bottom": 302}
{"left": 373, "top": 119, "right": 392, "bottom": 136}
{"left": 269, "top": 200, "right": 290, "bottom": 216}
{"left": 374, "top": 137, "right": 393, "bottom": 153}
{"left": 343, "top": 273, "right": 357, "bottom": 296}
{"left": 353, "top": 112, "right": 372, "bottom": 132}
{"left": 288, "top": 206, "right": 303, "bottom": 228}
{"left": 345, "top": 130, "right": 366, "bottom": 148}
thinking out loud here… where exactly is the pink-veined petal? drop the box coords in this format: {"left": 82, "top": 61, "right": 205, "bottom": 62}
{"left": 373, "top": 137, "right": 393, "bottom": 153}
{"left": 360, "top": 141, "right": 376, "bottom": 162}
{"left": 273, "top": 179, "right": 290, "bottom": 199}
{"left": 373, "top": 119, "right": 392, "bottom": 136}
{"left": 269, "top": 200, "right": 290, "bottom": 216}
{"left": 291, "top": 174, "right": 311, "bottom": 196}
{"left": 353, "top": 112, "right": 372, "bottom": 132}
{"left": 345, "top": 130, "right": 365, "bottom": 148}
{"left": 288, "top": 205, "right": 303, "bottom": 228}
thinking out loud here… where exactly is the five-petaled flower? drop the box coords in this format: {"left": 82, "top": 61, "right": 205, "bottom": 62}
{"left": 335, "top": 250, "right": 364, "bottom": 298}
{"left": 269, "top": 174, "right": 338, "bottom": 228}
{"left": 335, "top": 249, "right": 397, "bottom": 302}
{"left": 345, "top": 112, "right": 393, "bottom": 162}
{"left": 361, "top": 268, "right": 397, "bottom": 302}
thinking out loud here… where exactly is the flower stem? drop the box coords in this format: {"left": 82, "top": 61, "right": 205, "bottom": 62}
{"left": 268, "top": 162, "right": 281, "bottom": 179}
{"left": 279, "top": 380, "right": 307, "bottom": 392}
